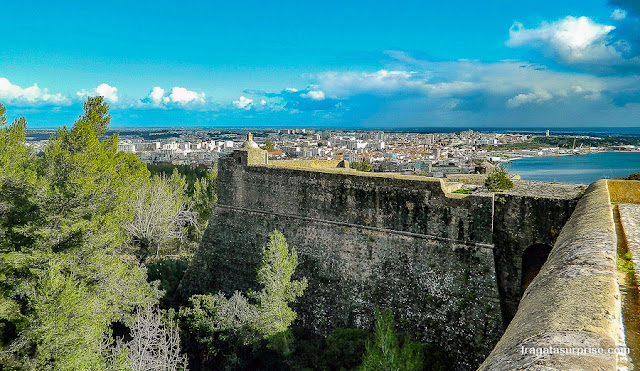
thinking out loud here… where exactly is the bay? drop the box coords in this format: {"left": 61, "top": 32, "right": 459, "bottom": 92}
{"left": 504, "top": 152, "right": 640, "bottom": 184}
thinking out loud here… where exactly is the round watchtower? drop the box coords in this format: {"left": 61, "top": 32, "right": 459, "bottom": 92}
{"left": 242, "top": 132, "right": 260, "bottom": 149}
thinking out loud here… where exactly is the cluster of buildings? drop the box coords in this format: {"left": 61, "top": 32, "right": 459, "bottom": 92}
{"left": 261, "top": 129, "right": 523, "bottom": 176}
{"left": 115, "top": 139, "right": 235, "bottom": 165}
{"left": 25, "top": 128, "right": 637, "bottom": 178}
{"left": 109, "top": 129, "right": 532, "bottom": 176}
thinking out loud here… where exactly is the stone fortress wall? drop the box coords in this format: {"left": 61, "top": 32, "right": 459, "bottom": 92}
{"left": 480, "top": 180, "right": 623, "bottom": 370}
{"left": 179, "top": 140, "right": 585, "bottom": 369}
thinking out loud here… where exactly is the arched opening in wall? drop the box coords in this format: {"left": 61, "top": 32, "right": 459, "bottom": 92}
{"left": 521, "top": 244, "right": 553, "bottom": 292}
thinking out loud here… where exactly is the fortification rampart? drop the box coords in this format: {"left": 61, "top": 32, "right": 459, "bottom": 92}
{"left": 480, "top": 180, "right": 622, "bottom": 370}
{"left": 220, "top": 156, "right": 495, "bottom": 244}
{"left": 180, "top": 146, "right": 582, "bottom": 370}
{"left": 492, "top": 181, "right": 581, "bottom": 324}
{"left": 182, "top": 149, "right": 503, "bottom": 368}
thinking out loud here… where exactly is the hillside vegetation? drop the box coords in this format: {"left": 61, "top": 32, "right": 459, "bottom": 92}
{"left": 0, "top": 99, "right": 442, "bottom": 370}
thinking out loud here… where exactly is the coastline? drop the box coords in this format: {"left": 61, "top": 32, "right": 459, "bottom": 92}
{"left": 503, "top": 151, "right": 640, "bottom": 184}
{"left": 499, "top": 150, "right": 640, "bottom": 163}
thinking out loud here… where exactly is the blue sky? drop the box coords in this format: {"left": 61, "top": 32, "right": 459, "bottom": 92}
{"left": 2, "top": 0, "right": 640, "bottom": 128}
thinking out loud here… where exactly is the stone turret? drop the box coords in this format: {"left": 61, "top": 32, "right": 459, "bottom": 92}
{"left": 230, "top": 132, "right": 268, "bottom": 166}
{"left": 242, "top": 132, "right": 260, "bottom": 149}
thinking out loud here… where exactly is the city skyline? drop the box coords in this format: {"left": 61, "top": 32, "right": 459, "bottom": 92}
{"left": 2, "top": 0, "right": 640, "bottom": 128}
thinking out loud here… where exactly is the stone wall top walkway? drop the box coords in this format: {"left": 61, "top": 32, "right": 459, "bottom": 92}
{"left": 499, "top": 180, "right": 585, "bottom": 200}
{"left": 479, "top": 180, "right": 621, "bottom": 370}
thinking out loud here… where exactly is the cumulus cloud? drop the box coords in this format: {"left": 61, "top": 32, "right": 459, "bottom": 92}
{"left": 313, "top": 61, "right": 607, "bottom": 104}
{"left": 608, "top": 1, "right": 640, "bottom": 64}
{"left": 506, "top": 15, "right": 640, "bottom": 74}
{"left": 169, "top": 87, "right": 205, "bottom": 104}
{"left": 0, "top": 77, "right": 70, "bottom": 105}
{"left": 609, "top": 0, "right": 640, "bottom": 16}
{"left": 273, "top": 87, "right": 342, "bottom": 112}
{"left": 247, "top": 56, "right": 617, "bottom": 117}
{"left": 301, "top": 90, "right": 325, "bottom": 100}
{"left": 507, "top": 89, "right": 553, "bottom": 107}
{"left": 507, "top": 16, "right": 620, "bottom": 64}
{"left": 77, "top": 83, "right": 119, "bottom": 103}
{"left": 148, "top": 87, "right": 170, "bottom": 105}
{"left": 140, "top": 86, "right": 206, "bottom": 107}
{"left": 205, "top": 44, "right": 640, "bottom": 126}
{"left": 611, "top": 9, "right": 627, "bottom": 20}
{"left": 232, "top": 96, "right": 253, "bottom": 109}
{"left": 314, "top": 69, "right": 430, "bottom": 99}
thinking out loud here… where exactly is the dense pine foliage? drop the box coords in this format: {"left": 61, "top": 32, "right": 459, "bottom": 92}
{"left": 0, "top": 100, "right": 437, "bottom": 370}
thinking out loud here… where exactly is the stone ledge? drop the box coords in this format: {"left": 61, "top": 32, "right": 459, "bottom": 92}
{"left": 479, "top": 331, "right": 616, "bottom": 370}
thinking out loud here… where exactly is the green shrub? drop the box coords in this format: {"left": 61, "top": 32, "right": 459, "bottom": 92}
{"left": 453, "top": 188, "right": 472, "bottom": 194}
{"left": 351, "top": 160, "right": 374, "bottom": 172}
{"left": 625, "top": 172, "right": 640, "bottom": 180}
{"left": 146, "top": 258, "right": 190, "bottom": 308}
{"left": 485, "top": 165, "right": 514, "bottom": 192}
{"left": 179, "top": 231, "right": 307, "bottom": 367}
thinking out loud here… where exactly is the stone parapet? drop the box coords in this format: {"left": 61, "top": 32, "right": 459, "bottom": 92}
{"left": 480, "top": 180, "right": 620, "bottom": 370}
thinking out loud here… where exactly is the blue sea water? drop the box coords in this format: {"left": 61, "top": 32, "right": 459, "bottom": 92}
{"left": 504, "top": 152, "right": 640, "bottom": 184}
{"left": 397, "top": 127, "right": 640, "bottom": 136}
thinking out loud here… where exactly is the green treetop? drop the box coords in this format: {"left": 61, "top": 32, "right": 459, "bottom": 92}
{"left": 180, "top": 230, "right": 307, "bottom": 366}
{"left": 261, "top": 139, "right": 275, "bottom": 152}
{"left": 0, "top": 98, "right": 160, "bottom": 369}
{"left": 351, "top": 160, "right": 374, "bottom": 172}
{"left": 485, "top": 165, "right": 514, "bottom": 192}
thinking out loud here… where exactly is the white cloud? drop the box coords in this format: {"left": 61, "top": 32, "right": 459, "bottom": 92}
{"left": 284, "top": 88, "right": 299, "bottom": 93}
{"left": 260, "top": 99, "right": 267, "bottom": 105}
{"left": 507, "top": 89, "right": 553, "bottom": 107}
{"left": 148, "top": 87, "right": 170, "bottom": 105}
{"left": 169, "top": 87, "right": 205, "bottom": 105}
{"left": 290, "top": 54, "right": 613, "bottom": 113}
{"left": 232, "top": 96, "right": 253, "bottom": 109}
{"left": 96, "top": 84, "right": 119, "bottom": 103}
{"left": 301, "top": 90, "right": 326, "bottom": 100}
{"left": 424, "top": 81, "right": 476, "bottom": 97}
{"left": 0, "top": 77, "right": 69, "bottom": 105}
{"left": 316, "top": 69, "right": 426, "bottom": 98}
{"left": 611, "top": 9, "right": 627, "bottom": 20}
{"left": 77, "top": 83, "right": 119, "bottom": 103}
{"left": 140, "top": 86, "right": 205, "bottom": 107}
{"left": 507, "top": 16, "right": 620, "bottom": 64}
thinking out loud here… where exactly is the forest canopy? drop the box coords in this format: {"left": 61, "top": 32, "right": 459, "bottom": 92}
{"left": 0, "top": 98, "right": 220, "bottom": 370}
{"left": 0, "top": 99, "right": 429, "bottom": 370}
